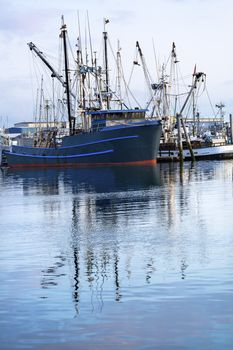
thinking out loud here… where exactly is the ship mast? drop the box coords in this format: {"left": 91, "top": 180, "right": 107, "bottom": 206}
{"left": 60, "top": 16, "right": 75, "bottom": 135}
{"left": 177, "top": 72, "right": 206, "bottom": 161}
{"left": 116, "top": 40, "right": 122, "bottom": 109}
{"left": 103, "top": 19, "right": 110, "bottom": 109}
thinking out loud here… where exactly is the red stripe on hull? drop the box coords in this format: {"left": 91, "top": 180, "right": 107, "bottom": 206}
{"left": 8, "top": 159, "right": 157, "bottom": 169}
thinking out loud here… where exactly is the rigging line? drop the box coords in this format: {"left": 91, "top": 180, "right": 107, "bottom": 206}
{"left": 110, "top": 41, "right": 140, "bottom": 108}
{"left": 164, "top": 51, "right": 172, "bottom": 70}
{"left": 194, "top": 81, "right": 205, "bottom": 100}
{"left": 57, "top": 36, "right": 65, "bottom": 110}
{"left": 67, "top": 34, "right": 76, "bottom": 64}
{"left": 136, "top": 42, "right": 154, "bottom": 100}
{"left": 29, "top": 50, "right": 37, "bottom": 119}
{"left": 183, "top": 80, "right": 203, "bottom": 122}
{"left": 120, "top": 60, "right": 132, "bottom": 108}
{"left": 77, "top": 10, "right": 83, "bottom": 59}
{"left": 108, "top": 39, "right": 137, "bottom": 107}
{"left": 86, "top": 11, "right": 94, "bottom": 65}
{"left": 184, "top": 98, "right": 193, "bottom": 122}
{"left": 167, "top": 92, "right": 189, "bottom": 97}
{"left": 58, "top": 34, "right": 63, "bottom": 79}
{"left": 139, "top": 50, "right": 154, "bottom": 87}
{"left": 122, "top": 63, "right": 141, "bottom": 108}
{"left": 126, "top": 55, "right": 136, "bottom": 89}
{"left": 106, "top": 38, "right": 117, "bottom": 90}
{"left": 125, "top": 86, "right": 141, "bottom": 109}
{"left": 168, "top": 46, "right": 177, "bottom": 115}
{"left": 32, "top": 52, "right": 65, "bottom": 119}
{"left": 183, "top": 87, "right": 196, "bottom": 121}
{"left": 177, "top": 63, "right": 190, "bottom": 94}
{"left": 35, "top": 45, "right": 60, "bottom": 63}
{"left": 175, "top": 61, "right": 181, "bottom": 113}
{"left": 123, "top": 65, "right": 141, "bottom": 107}
{"left": 84, "top": 17, "right": 89, "bottom": 67}
{"left": 31, "top": 52, "right": 41, "bottom": 87}
{"left": 191, "top": 83, "right": 201, "bottom": 116}
{"left": 176, "top": 74, "right": 194, "bottom": 81}
{"left": 205, "top": 87, "right": 218, "bottom": 118}
{"left": 152, "top": 38, "right": 159, "bottom": 82}
{"left": 33, "top": 57, "right": 55, "bottom": 104}
{"left": 31, "top": 54, "right": 49, "bottom": 120}
{"left": 107, "top": 39, "right": 127, "bottom": 107}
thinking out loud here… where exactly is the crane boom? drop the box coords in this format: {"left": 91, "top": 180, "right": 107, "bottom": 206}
{"left": 28, "top": 42, "right": 75, "bottom": 99}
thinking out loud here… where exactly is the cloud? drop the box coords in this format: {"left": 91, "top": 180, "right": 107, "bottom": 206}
{"left": 0, "top": 3, "right": 51, "bottom": 37}
{"left": 1, "top": 0, "right": 233, "bottom": 124}
{"left": 223, "top": 80, "right": 233, "bottom": 86}
{"left": 108, "top": 10, "right": 134, "bottom": 23}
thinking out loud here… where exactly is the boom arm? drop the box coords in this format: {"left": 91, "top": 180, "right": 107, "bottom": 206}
{"left": 28, "top": 42, "right": 75, "bottom": 99}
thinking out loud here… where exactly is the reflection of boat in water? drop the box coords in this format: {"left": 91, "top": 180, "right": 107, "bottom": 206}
{"left": 4, "top": 17, "right": 161, "bottom": 169}
{"left": 5, "top": 165, "right": 161, "bottom": 194}
{"left": 5, "top": 165, "right": 160, "bottom": 312}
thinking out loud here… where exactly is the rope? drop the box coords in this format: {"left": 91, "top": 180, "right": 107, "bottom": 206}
{"left": 205, "top": 87, "right": 218, "bottom": 118}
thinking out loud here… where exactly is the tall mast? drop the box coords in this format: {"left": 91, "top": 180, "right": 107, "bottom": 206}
{"left": 178, "top": 71, "right": 205, "bottom": 161}
{"left": 192, "top": 65, "right": 197, "bottom": 136}
{"left": 116, "top": 40, "right": 122, "bottom": 108}
{"left": 60, "top": 16, "right": 74, "bottom": 135}
{"left": 103, "top": 18, "right": 110, "bottom": 109}
{"left": 39, "top": 75, "right": 44, "bottom": 125}
{"left": 76, "top": 13, "right": 87, "bottom": 130}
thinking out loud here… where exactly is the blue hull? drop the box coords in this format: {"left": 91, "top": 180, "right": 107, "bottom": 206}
{"left": 5, "top": 121, "right": 161, "bottom": 168}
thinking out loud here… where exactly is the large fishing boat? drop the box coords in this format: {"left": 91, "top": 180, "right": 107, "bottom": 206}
{"left": 4, "top": 18, "right": 161, "bottom": 168}
{"left": 6, "top": 116, "right": 161, "bottom": 168}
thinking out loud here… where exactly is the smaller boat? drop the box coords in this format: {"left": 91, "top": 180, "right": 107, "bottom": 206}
{"left": 158, "top": 139, "right": 233, "bottom": 162}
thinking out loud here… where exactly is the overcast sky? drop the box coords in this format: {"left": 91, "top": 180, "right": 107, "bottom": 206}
{"left": 0, "top": 0, "right": 233, "bottom": 126}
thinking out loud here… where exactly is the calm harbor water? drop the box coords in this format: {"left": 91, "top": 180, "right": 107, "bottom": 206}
{"left": 0, "top": 161, "right": 233, "bottom": 350}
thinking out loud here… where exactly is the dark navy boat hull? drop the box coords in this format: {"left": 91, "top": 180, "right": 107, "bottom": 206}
{"left": 5, "top": 121, "right": 161, "bottom": 168}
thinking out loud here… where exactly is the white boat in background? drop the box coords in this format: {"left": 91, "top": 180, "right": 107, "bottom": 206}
{"left": 0, "top": 132, "right": 10, "bottom": 166}
{"left": 158, "top": 138, "right": 233, "bottom": 162}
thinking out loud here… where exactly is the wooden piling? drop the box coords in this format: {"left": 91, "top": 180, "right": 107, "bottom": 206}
{"left": 230, "top": 114, "right": 233, "bottom": 144}
{"left": 177, "top": 113, "right": 183, "bottom": 163}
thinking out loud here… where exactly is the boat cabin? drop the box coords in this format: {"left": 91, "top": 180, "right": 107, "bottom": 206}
{"left": 89, "top": 109, "right": 147, "bottom": 131}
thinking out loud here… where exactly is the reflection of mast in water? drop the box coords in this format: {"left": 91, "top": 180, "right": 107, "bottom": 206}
{"left": 69, "top": 186, "right": 170, "bottom": 313}
{"left": 40, "top": 254, "right": 66, "bottom": 290}
{"left": 71, "top": 198, "right": 81, "bottom": 314}
{"left": 180, "top": 259, "right": 188, "bottom": 280}
{"left": 73, "top": 246, "right": 80, "bottom": 313}
{"left": 161, "top": 163, "right": 177, "bottom": 228}
{"left": 114, "top": 247, "right": 121, "bottom": 302}
{"left": 158, "top": 163, "right": 193, "bottom": 228}
{"left": 145, "top": 257, "right": 156, "bottom": 284}
{"left": 125, "top": 255, "right": 132, "bottom": 280}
